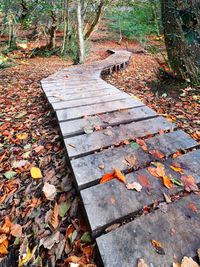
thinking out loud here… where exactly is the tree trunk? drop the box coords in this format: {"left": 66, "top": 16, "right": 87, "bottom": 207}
{"left": 161, "top": 0, "right": 200, "bottom": 84}
{"left": 48, "top": 12, "right": 57, "bottom": 49}
{"left": 84, "top": 1, "right": 105, "bottom": 40}
{"left": 77, "top": 0, "right": 84, "bottom": 63}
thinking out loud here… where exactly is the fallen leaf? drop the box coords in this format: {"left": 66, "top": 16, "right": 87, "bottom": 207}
{"left": 170, "top": 165, "right": 183, "bottom": 173}
{"left": 39, "top": 231, "right": 60, "bottom": 249}
{"left": 138, "top": 258, "right": 148, "bottom": 267}
{"left": 149, "top": 149, "right": 165, "bottom": 159}
{"left": 103, "top": 129, "right": 113, "bottom": 136}
{"left": 16, "top": 133, "right": 28, "bottom": 140}
{"left": 162, "top": 176, "right": 173, "bottom": 189}
{"left": 0, "top": 236, "right": 8, "bottom": 255}
{"left": 58, "top": 201, "right": 71, "bottom": 218}
{"left": 163, "top": 193, "right": 172, "bottom": 203}
{"left": 151, "top": 239, "right": 165, "bottom": 255}
{"left": 42, "top": 183, "right": 56, "bottom": 200}
{"left": 30, "top": 167, "right": 42, "bottom": 179}
{"left": 156, "top": 166, "right": 166, "bottom": 177}
{"left": 114, "top": 169, "right": 126, "bottom": 184}
{"left": 172, "top": 263, "right": 181, "bottom": 267}
{"left": 18, "top": 245, "right": 36, "bottom": 267}
{"left": 80, "top": 232, "right": 91, "bottom": 243}
{"left": 136, "top": 138, "right": 148, "bottom": 151}
{"left": 126, "top": 182, "right": 142, "bottom": 192}
{"left": 181, "top": 175, "right": 199, "bottom": 192}
{"left": 100, "top": 172, "right": 114, "bottom": 184}
{"left": 188, "top": 202, "right": 198, "bottom": 213}
{"left": 98, "top": 164, "right": 105, "bottom": 170}
{"left": 124, "top": 155, "right": 137, "bottom": 166}
{"left": 181, "top": 256, "right": 199, "bottom": 267}
{"left": 172, "top": 151, "right": 183, "bottom": 158}
{"left": 34, "top": 145, "right": 44, "bottom": 153}
{"left": 171, "top": 178, "right": 183, "bottom": 186}
{"left": 130, "top": 142, "right": 140, "bottom": 150}
{"left": 4, "top": 170, "right": 17, "bottom": 179}
{"left": 147, "top": 167, "right": 160, "bottom": 178}
{"left": 137, "top": 174, "right": 151, "bottom": 188}
{"left": 50, "top": 203, "right": 59, "bottom": 229}
{"left": 0, "top": 217, "right": 12, "bottom": 234}
{"left": 11, "top": 224, "right": 22, "bottom": 237}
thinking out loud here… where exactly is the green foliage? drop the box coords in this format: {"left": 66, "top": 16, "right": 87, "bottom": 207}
{"left": 0, "top": 53, "right": 15, "bottom": 69}
{"left": 107, "top": 1, "right": 161, "bottom": 40}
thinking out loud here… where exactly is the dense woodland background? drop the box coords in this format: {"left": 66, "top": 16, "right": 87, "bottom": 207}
{"left": 0, "top": 0, "right": 200, "bottom": 83}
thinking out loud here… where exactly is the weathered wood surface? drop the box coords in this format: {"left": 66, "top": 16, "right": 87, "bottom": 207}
{"left": 60, "top": 106, "right": 157, "bottom": 137}
{"left": 52, "top": 92, "right": 130, "bottom": 110}
{"left": 41, "top": 49, "right": 200, "bottom": 267}
{"left": 71, "top": 131, "right": 198, "bottom": 189}
{"left": 81, "top": 149, "right": 200, "bottom": 234}
{"left": 65, "top": 117, "right": 174, "bottom": 158}
{"left": 97, "top": 193, "right": 200, "bottom": 267}
{"left": 56, "top": 98, "right": 144, "bottom": 121}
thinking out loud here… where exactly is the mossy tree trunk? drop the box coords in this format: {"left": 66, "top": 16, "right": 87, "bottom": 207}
{"left": 161, "top": 0, "right": 200, "bottom": 84}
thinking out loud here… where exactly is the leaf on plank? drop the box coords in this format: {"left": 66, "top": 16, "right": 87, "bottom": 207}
{"left": 151, "top": 239, "right": 165, "bottom": 255}
{"left": 137, "top": 174, "right": 151, "bottom": 188}
{"left": 137, "top": 258, "right": 148, "bottom": 267}
{"left": 126, "top": 182, "right": 142, "bottom": 192}
{"left": 136, "top": 138, "right": 148, "bottom": 151}
{"left": 149, "top": 149, "right": 165, "bottom": 159}
{"left": 162, "top": 176, "right": 173, "bottom": 189}
{"left": 114, "top": 169, "right": 126, "bottom": 184}
{"left": 181, "top": 175, "right": 199, "bottom": 192}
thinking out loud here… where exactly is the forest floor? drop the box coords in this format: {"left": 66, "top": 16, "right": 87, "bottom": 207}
{"left": 0, "top": 20, "right": 200, "bottom": 267}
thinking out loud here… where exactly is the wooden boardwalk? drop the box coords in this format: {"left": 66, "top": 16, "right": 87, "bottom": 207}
{"left": 41, "top": 50, "right": 200, "bottom": 266}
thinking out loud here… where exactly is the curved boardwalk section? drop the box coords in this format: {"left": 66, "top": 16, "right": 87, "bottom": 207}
{"left": 41, "top": 50, "right": 200, "bottom": 267}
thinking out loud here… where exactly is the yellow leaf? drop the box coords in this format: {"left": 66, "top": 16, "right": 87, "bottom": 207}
{"left": 18, "top": 246, "right": 36, "bottom": 267}
{"left": 16, "top": 133, "right": 28, "bottom": 140}
{"left": 30, "top": 167, "right": 42, "bottom": 179}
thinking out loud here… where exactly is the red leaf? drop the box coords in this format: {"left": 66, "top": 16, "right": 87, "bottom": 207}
{"left": 149, "top": 149, "right": 165, "bottom": 159}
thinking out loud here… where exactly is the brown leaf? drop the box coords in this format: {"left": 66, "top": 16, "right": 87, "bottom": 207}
{"left": 137, "top": 174, "right": 151, "bottom": 188}
{"left": 124, "top": 155, "right": 137, "bottom": 166}
{"left": 181, "top": 175, "right": 199, "bottom": 192}
{"left": 11, "top": 224, "right": 22, "bottom": 237}
{"left": 136, "top": 138, "right": 148, "bottom": 151}
{"left": 163, "top": 193, "right": 172, "bottom": 203}
{"left": 0, "top": 217, "right": 12, "bottom": 234}
{"left": 151, "top": 239, "right": 165, "bottom": 255}
{"left": 50, "top": 203, "right": 59, "bottom": 229}
{"left": 149, "top": 149, "right": 165, "bottom": 159}
{"left": 188, "top": 202, "right": 198, "bottom": 213}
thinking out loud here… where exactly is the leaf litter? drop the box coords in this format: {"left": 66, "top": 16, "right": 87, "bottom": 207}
{"left": 0, "top": 57, "right": 96, "bottom": 266}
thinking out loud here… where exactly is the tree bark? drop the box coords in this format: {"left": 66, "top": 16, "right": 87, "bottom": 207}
{"left": 161, "top": 0, "right": 200, "bottom": 84}
{"left": 48, "top": 12, "right": 57, "bottom": 49}
{"left": 77, "top": 0, "right": 84, "bottom": 63}
{"left": 84, "top": 1, "right": 105, "bottom": 40}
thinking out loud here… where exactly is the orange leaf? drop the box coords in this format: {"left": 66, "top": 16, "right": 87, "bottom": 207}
{"left": 0, "top": 236, "right": 8, "bottom": 255}
{"left": 113, "top": 169, "right": 126, "bottom": 184}
{"left": 151, "top": 239, "right": 165, "bottom": 255}
{"left": 162, "top": 176, "right": 173, "bottom": 189}
{"left": 188, "top": 202, "right": 198, "bottom": 213}
{"left": 149, "top": 150, "right": 165, "bottom": 159}
{"left": 0, "top": 217, "right": 12, "bottom": 234}
{"left": 50, "top": 203, "right": 59, "bottom": 229}
{"left": 100, "top": 172, "right": 114, "bottom": 184}
{"left": 147, "top": 167, "right": 160, "bottom": 178}
{"left": 170, "top": 164, "right": 183, "bottom": 173}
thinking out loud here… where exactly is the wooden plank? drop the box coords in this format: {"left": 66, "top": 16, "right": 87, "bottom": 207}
{"left": 60, "top": 106, "right": 157, "bottom": 137}
{"left": 65, "top": 117, "right": 174, "bottom": 158}
{"left": 42, "top": 84, "right": 115, "bottom": 93}
{"left": 96, "top": 194, "right": 200, "bottom": 267}
{"left": 71, "top": 131, "right": 197, "bottom": 189}
{"left": 46, "top": 87, "right": 121, "bottom": 103}
{"left": 51, "top": 92, "right": 130, "bottom": 110}
{"left": 56, "top": 98, "right": 144, "bottom": 122}
{"left": 81, "top": 149, "right": 200, "bottom": 234}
